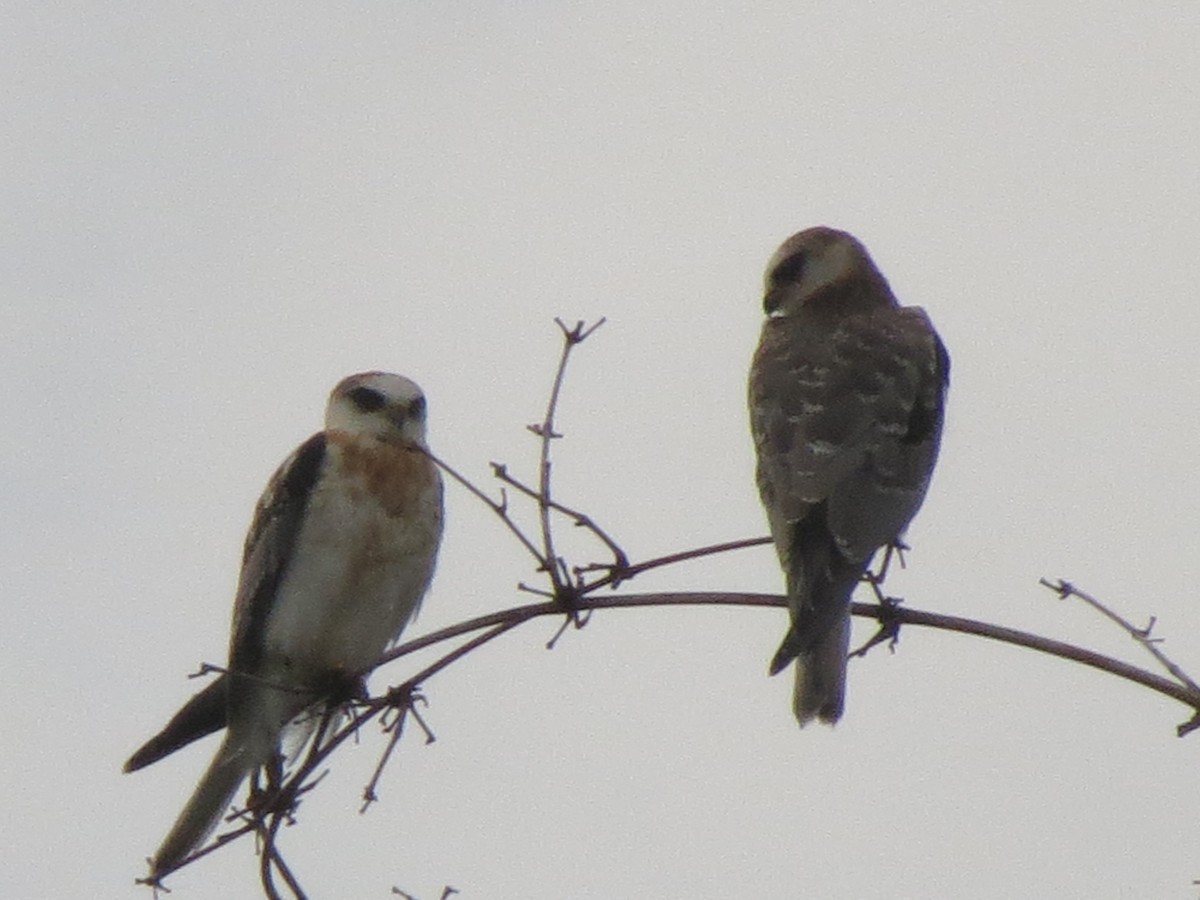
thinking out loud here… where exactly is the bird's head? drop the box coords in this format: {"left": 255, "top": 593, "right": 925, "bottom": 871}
{"left": 763, "top": 226, "right": 891, "bottom": 317}
{"left": 325, "top": 372, "right": 430, "bottom": 446}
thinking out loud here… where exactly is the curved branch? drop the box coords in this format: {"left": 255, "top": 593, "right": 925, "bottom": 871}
{"left": 865, "top": 602, "right": 1200, "bottom": 710}
{"left": 379, "top": 591, "right": 1200, "bottom": 718}
{"left": 165, "top": 590, "right": 1200, "bottom": 893}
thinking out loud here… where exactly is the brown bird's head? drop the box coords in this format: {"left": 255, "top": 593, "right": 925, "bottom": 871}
{"left": 763, "top": 226, "right": 895, "bottom": 317}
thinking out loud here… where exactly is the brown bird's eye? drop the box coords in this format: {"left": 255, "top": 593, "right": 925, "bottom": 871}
{"left": 408, "top": 395, "right": 426, "bottom": 418}
{"left": 771, "top": 250, "right": 808, "bottom": 284}
{"left": 348, "top": 386, "right": 386, "bottom": 412}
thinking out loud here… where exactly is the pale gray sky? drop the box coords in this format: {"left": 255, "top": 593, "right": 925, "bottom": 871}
{"left": 4, "top": 3, "right": 1200, "bottom": 898}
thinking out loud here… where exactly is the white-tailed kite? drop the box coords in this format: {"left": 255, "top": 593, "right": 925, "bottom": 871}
{"left": 125, "top": 372, "right": 444, "bottom": 877}
{"left": 749, "top": 227, "right": 948, "bottom": 725}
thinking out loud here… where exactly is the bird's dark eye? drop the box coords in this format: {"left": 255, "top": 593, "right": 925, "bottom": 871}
{"left": 407, "top": 395, "right": 426, "bottom": 418}
{"left": 770, "top": 250, "right": 808, "bottom": 285}
{"left": 348, "top": 386, "right": 386, "bottom": 412}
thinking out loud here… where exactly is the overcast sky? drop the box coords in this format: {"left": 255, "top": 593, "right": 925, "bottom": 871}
{"left": 5, "top": 3, "right": 1200, "bottom": 898}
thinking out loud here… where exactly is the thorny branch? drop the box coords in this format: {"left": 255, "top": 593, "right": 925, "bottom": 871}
{"left": 147, "top": 318, "right": 1200, "bottom": 898}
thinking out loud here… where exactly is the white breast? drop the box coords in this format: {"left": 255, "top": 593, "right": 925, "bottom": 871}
{"left": 262, "top": 441, "right": 442, "bottom": 683}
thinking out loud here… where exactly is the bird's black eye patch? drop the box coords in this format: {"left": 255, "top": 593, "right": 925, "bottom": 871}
{"left": 770, "top": 250, "right": 808, "bottom": 285}
{"left": 407, "top": 395, "right": 426, "bottom": 418}
{"left": 348, "top": 386, "right": 386, "bottom": 412}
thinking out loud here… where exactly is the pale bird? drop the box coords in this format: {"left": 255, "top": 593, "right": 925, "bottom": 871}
{"left": 124, "top": 372, "right": 444, "bottom": 877}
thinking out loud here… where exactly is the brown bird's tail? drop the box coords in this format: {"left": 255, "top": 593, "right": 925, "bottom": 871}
{"left": 149, "top": 729, "right": 266, "bottom": 879}
{"left": 788, "top": 612, "right": 852, "bottom": 725}
{"left": 769, "top": 514, "right": 864, "bottom": 726}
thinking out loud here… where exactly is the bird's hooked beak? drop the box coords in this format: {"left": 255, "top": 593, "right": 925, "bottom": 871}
{"left": 763, "top": 287, "right": 786, "bottom": 316}
{"left": 384, "top": 395, "right": 427, "bottom": 445}
{"left": 386, "top": 407, "right": 411, "bottom": 432}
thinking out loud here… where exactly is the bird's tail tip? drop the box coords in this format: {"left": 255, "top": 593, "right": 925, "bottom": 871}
{"left": 791, "top": 655, "right": 845, "bottom": 727}
{"left": 788, "top": 614, "right": 851, "bottom": 727}
{"left": 148, "top": 740, "right": 252, "bottom": 879}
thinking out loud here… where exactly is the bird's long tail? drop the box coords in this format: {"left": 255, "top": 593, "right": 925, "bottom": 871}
{"left": 789, "top": 611, "right": 852, "bottom": 725}
{"left": 768, "top": 511, "right": 863, "bottom": 726}
{"left": 150, "top": 731, "right": 263, "bottom": 878}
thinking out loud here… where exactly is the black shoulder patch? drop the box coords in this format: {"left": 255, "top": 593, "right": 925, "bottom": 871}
{"left": 232, "top": 433, "right": 326, "bottom": 678}
{"left": 902, "top": 400, "right": 938, "bottom": 445}
{"left": 902, "top": 334, "right": 950, "bottom": 445}
{"left": 284, "top": 432, "right": 328, "bottom": 499}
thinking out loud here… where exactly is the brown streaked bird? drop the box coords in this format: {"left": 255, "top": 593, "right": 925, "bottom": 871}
{"left": 748, "top": 227, "right": 948, "bottom": 726}
{"left": 124, "top": 372, "right": 444, "bottom": 879}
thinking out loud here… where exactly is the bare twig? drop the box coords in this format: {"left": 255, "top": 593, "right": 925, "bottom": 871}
{"left": 420, "top": 447, "right": 546, "bottom": 570}
{"left": 525, "top": 317, "right": 606, "bottom": 601}
{"left": 1040, "top": 578, "right": 1200, "bottom": 735}
{"left": 392, "top": 619, "right": 524, "bottom": 687}
{"left": 855, "top": 598, "right": 1199, "bottom": 710}
{"left": 359, "top": 621, "right": 524, "bottom": 812}
{"left": 418, "top": 318, "right": 611, "bottom": 611}
{"left": 258, "top": 796, "right": 305, "bottom": 900}
{"left": 360, "top": 692, "right": 418, "bottom": 813}
{"left": 573, "top": 535, "right": 771, "bottom": 590}
{"left": 1040, "top": 578, "right": 1200, "bottom": 691}
{"left": 491, "top": 462, "right": 629, "bottom": 578}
